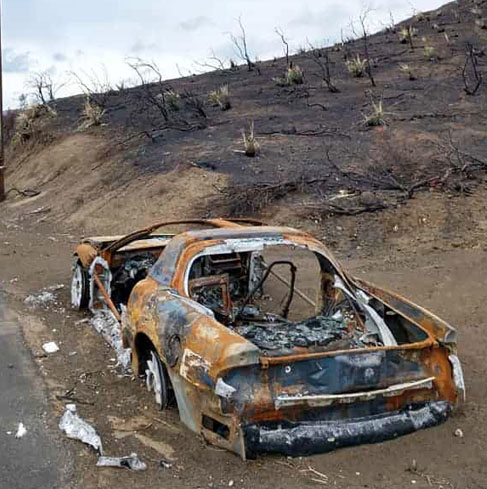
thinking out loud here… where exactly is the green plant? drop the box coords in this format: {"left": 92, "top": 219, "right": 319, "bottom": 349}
{"left": 274, "top": 65, "right": 304, "bottom": 86}
{"left": 345, "top": 54, "right": 367, "bottom": 77}
{"left": 242, "top": 121, "right": 260, "bottom": 157}
{"left": 399, "top": 26, "right": 418, "bottom": 43}
{"left": 415, "top": 11, "right": 426, "bottom": 22}
{"left": 164, "top": 90, "right": 181, "bottom": 111}
{"left": 209, "top": 85, "right": 231, "bottom": 110}
{"left": 423, "top": 45, "right": 437, "bottom": 60}
{"left": 363, "top": 100, "right": 387, "bottom": 127}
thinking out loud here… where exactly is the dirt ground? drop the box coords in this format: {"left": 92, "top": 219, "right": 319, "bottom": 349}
{"left": 2, "top": 1, "right": 487, "bottom": 486}
{"left": 1, "top": 188, "right": 487, "bottom": 489}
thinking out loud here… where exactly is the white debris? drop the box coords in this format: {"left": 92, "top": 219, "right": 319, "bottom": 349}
{"left": 42, "top": 341, "right": 59, "bottom": 354}
{"left": 454, "top": 428, "right": 464, "bottom": 438}
{"left": 90, "top": 310, "right": 131, "bottom": 372}
{"left": 59, "top": 404, "right": 103, "bottom": 454}
{"left": 15, "top": 423, "right": 27, "bottom": 439}
{"left": 46, "top": 284, "right": 65, "bottom": 291}
{"left": 59, "top": 405, "right": 146, "bottom": 471}
{"left": 25, "top": 291, "right": 55, "bottom": 308}
{"left": 97, "top": 453, "right": 147, "bottom": 471}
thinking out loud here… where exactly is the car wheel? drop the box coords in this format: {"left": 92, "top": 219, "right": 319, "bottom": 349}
{"left": 71, "top": 261, "right": 89, "bottom": 310}
{"left": 145, "top": 351, "right": 170, "bottom": 410}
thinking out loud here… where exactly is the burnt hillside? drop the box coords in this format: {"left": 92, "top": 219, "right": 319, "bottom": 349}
{"left": 3, "top": 0, "right": 487, "bottom": 254}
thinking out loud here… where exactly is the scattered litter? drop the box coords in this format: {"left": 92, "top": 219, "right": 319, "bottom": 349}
{"left": 46, "top": 284, "right": 65, "bottom": 292}
{"left": 60, "top": 405, "right": 147, "bottom": 471}
{"left": 42, "top": 342, "right": 59, "bottom": 354}
{"left": 97, "top": 453, "right": 147, "bottom": 471}
{"left": 15, "top": 423, "right": 27, "bottom": 439}
{"left": 24, "top": 206, "right": 51, "bottom": 216}
{"left": 25, "top": 291, "right": 55, "bottom": 308}
{"left": 454, "top": 428, "right": 464, "bottom": 438}
{"left": 91, "top": 310, "right": 131, "bottom": 371}
{"left": 69, "top": 351, "right": 78, "bottom": 357}
{"left": 159, "top": 457, "right": 173, "bottom": 469}
{"left": 59, "top": 404, "right": 103, "bottom": 454}
{"left": 74, "top": 318, "right": 90, "bottom": 326}
{"left": 229, "top": 480, "right": 235, "bottom": 487}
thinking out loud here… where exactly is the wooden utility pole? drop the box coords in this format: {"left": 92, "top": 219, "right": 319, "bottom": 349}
{"left": 0, "top": 0, "right": 5, "bottom": 202}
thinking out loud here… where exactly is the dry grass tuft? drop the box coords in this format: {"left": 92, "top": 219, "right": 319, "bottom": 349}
{"left": 164, "top": 90, "right": 181, "bottom": 111}
{"left": 345, "top": 55, "right": 367, "bottom": 78}
{"left": 242, "top": 121, "right": 260, "bottom": 157}
{"left": 209, "top": 85, "right": 231, "bottom": 110}
{"left": 399, "top": 63, "right": 416, "bottom": 80}
{"left": 363, "top": 100, "right": 387, "bottom": 127}
{"left": 274, "top": 66, "right": 304, "bottom": 86}
{"left": 79, "top": 97, "right": 105, "bottom": 129}
{"left": 399, "top": 26, "right": 418, "bottom": 43}
{"left": 423, "top": 45, "right": 437, "bottom": 60}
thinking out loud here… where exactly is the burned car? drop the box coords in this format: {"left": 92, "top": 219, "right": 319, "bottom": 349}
{"left": 72, "top": 219, "right": 465, "bottom": 459}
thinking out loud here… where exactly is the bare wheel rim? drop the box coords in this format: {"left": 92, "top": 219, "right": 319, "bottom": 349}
{"left": 145, "top": 351, "right": 166, "bottom": 409}
{"left": 71, "top": 264, "right": 84, "bottom": 309}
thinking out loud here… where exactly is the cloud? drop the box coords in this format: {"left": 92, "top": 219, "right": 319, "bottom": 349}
{"left": 130, "top": 40, "right": 158, "bottom": 54}
{"left": 3, "top": 48, "right": 31, "bottom": 73}
{"left": 179, "top": 16, "right": 214, "bottom": 32}
{"left": 53, "top": 52, "right": 68, "bottom": 62}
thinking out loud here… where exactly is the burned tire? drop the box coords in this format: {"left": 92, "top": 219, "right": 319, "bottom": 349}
{"left": 145, "top": 351, "right": 170, "bottom": 410}
{"left": 71, "top": 261, "right": 90, "bottom": 310}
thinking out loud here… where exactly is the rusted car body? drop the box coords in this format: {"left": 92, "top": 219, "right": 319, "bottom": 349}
{"left": 72, "top": 219, "right": 465, "bottom": 459}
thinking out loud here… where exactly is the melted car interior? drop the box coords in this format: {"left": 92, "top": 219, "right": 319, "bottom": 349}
{"left": 186, "top": 243, "right": 428, "bottom": 356}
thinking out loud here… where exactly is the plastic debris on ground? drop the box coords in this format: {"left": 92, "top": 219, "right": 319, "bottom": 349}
{"left": 24, "top": 284, "right": 64, "bottom": 308}
{"left": 90, "top": 310, "right": 131, "bottom": 372}
{"left": 59, "top": 404, "right": 147, "bottom": 471}
{"left": 42, "top": 341, "right": 59, "bottom": 354}
{"left": 15, "top": 422, "right": 27, "bottom": 439}
{"left": 159, "top": 457, "right": 173, "bottom": 469}
{"left": 25, "top": 291, "right": 55, "bottom": 308}
{"left": 59, "top": 404, "right": 103, "bottom": 454}
{"left": 97, "top": 453, "right": 147, "bottom": 471}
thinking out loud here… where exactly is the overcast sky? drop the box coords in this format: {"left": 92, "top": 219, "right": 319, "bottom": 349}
{"left": 3, "top": 0, "right": 446, "bottom": 108}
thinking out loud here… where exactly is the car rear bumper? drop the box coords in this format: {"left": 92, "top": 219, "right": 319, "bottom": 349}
{"left": 243, "top": 400, "right": 452, "bottom": 457}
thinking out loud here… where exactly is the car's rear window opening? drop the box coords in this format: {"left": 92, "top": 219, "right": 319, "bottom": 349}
{"left": 186, "top": 241, "right": 429, "bottom": 356}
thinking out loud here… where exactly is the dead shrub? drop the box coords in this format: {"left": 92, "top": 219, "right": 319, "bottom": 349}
{"left": 242, "top": 121, "right": 260, "bottom": 157}
{"left": 12, "top": 104, "right": 56, "bottom": 146}
{"left": 209, "top": 85, "right": 231, "bottom": 110}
